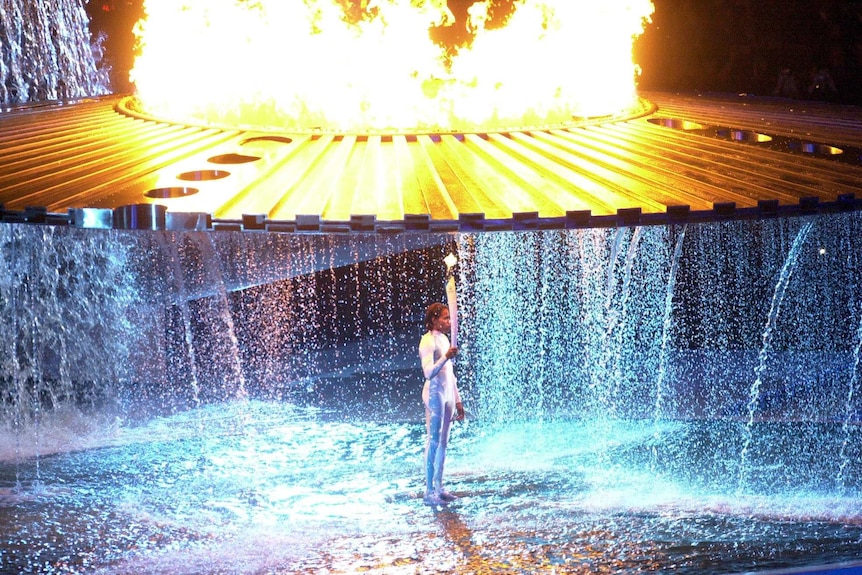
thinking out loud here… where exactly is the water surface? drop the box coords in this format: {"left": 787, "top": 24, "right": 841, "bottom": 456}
{"left": 3, "top": 401, "right": 860, "bottom": 574}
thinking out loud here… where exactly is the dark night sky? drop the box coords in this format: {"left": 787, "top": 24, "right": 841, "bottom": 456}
{"left": 635, "top": 0, "right": 862, "bottom": 103}
{"left": 87, "top": 0, "right": 862, "bottom": 104}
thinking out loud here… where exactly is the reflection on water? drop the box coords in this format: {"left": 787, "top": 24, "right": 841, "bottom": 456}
{"left": 2, "top": 401, "right": 860, "bottom": 574}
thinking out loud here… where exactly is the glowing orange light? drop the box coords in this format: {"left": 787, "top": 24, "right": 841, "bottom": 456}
{"left": 131, "top": 1, "right": 654, "bottom": 132}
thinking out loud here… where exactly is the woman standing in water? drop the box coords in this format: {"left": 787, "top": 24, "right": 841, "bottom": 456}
{"left": 419, "top": 302, "right": 465, "bottom": 506}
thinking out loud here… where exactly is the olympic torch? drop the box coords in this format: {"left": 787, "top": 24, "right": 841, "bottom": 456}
{"left": 444, "top": 252, "right": 458, "bottom": 348}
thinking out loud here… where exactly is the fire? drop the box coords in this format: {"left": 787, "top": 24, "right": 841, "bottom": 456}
{"left": 131, "top": 0, "right": 654, "bottom": 132}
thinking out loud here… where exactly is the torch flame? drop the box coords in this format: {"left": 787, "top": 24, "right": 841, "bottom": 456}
{"left": 131, "top": 0, "right": 654, "bottom": 132}
{"left": 444, "top": 253, "right": 458, "bottom": 269}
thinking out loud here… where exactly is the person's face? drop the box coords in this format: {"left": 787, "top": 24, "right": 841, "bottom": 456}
{"left": 432, "top": 308, "right": 451, "bottom": 332}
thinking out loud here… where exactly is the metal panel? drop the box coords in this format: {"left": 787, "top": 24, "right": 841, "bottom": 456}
{"left": 0, "top": 94, "right": 860, "bottom": 232}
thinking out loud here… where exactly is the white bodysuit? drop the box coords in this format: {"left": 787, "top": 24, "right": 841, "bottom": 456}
{"left": 419, "top": 329, "right": 461, "bottom": 495}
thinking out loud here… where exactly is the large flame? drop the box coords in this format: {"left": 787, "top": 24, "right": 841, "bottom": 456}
{"left": 131, "top": 0, "right": 654, "bottom": 132}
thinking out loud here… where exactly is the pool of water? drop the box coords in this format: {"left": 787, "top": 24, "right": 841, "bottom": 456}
{"left": 2, "top": 401, "right": 861, "bottom": 574}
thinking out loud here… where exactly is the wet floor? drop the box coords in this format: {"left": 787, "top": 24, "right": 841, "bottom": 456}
{"left": 1, "top": 401, "right": 861, "bottom": 574}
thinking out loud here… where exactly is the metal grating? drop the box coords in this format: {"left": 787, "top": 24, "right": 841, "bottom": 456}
{"left": 1, "top": 92, "right": 861, "bottom": 233}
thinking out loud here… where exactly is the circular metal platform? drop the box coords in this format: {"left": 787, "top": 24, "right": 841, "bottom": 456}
{"left": 1, "top": 92, "right": 860, "bottom": 232}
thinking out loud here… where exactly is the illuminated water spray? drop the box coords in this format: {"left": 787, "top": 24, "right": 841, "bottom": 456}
{"left": 838, "top": 301, "right": 862, "bottom": 490}
{"left": 1, "top": 220, "right": 859, "bottom": 461}
{"left": 738, "top": 220, "right": 814, "bottom": 492}
{"left": 460, "top": 227, "right": 673, "bottom": 424}
{"left": 651, "top": 224, "right": 686, "bottom": 470}
{"left": 3, "top": 216, "right": 862, "bottom": 573}
{"left": 0, "top": 0, "right": 109, "bottom": 104}
{"left": 0, "top": 225, "right": 140, "bottom": 466}
{"left": 457, "top": 217, "right": 862, "bottom": 493}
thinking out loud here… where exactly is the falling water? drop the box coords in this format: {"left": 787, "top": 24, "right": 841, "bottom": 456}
{"left": 837, "top": 301, "right": 862, "bottom": 489}
{"left": 651, "top": 224, "right": 687, "bottom": 469}
{"left": 461, "top": 218, "right": 862, "bottom": 491}
{"left": 3, "top": 215, "right": 862, "bottom": 574}
{"left": 0, "top": 225, "right": 139, "bottom": 459}
{"left": 603, "top": 226, "right": 643, "bottom": 417}
{"left": 0, "top": 0, "right": 110, "bottom": 104}
{"left": 738, "top": 220, "right": 814, "bottom": 492}
{"left": 162, "top": 236, "right": 204, "bottom": 408}
{"left": 463, "top": 226, "right": 673, "bottom": 424}
{"left": 198, "top": 234, "right": 248, "bottom": 400}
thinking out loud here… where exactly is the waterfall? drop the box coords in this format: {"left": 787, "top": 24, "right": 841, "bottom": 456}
{"left": 163, "top": 235, "right": 204, "bottom": 408}
{"left": 463, "top": 226, "right": 670, "bottom": 424}
{"left": 651, "top": 224, "right": 686, "bottom": 470}
{"left": 0, "top": 224, "right": 139, "bottom": 460}
{"left": 4, "top": 212, "right": 862, "bottom": 573}
{"left": 3, "top": 214, "right": 862, "bottom": 498}
{"left": 0, "top": 0, "right": 110, "bottom": 104}
{"left": 458, "top": 216, "right": 862, "bottom": 493}
{"left": 838, "top": 297, "right": 862, "bottom": 490}
{"left": 602, "top": 226, "right": 643, "bottom": 417}
{"left": 737, "top": 220, "right": 813, "bottom": 492}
